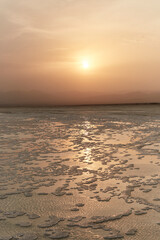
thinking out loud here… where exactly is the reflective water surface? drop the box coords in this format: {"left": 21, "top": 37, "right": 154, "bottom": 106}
{"left": 0, "top": 105, "right": 160, "bottom": 239}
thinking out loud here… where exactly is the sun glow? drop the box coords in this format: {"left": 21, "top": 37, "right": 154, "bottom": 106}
{"left": 82, "top": 60, "right": 89, "bottom": 69}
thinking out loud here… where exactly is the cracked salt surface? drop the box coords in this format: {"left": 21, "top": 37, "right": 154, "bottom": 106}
{"left": 0, "top": 105, "right": 160, "bottom": 239}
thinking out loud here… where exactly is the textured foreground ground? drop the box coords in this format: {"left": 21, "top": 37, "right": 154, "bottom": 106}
{"left": 0, "top": 105, "right": 160, "bottom": 240}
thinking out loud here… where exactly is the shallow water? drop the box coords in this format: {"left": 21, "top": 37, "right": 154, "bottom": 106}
{"left": 0, "top": 105, "right": 160, "bottom": 239}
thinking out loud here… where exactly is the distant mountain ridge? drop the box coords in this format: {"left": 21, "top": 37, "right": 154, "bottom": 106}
{"left": 0, "top": 91, "right": 160, "bottom": 106}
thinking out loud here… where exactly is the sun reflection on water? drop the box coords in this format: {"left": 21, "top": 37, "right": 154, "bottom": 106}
{"left": 80, "top": 120, "right": 94, "bottom": 163}
{"left": 84, "top": 147, "right": 92, "bottom": 163}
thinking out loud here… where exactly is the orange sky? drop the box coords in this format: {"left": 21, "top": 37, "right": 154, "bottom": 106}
{"left": 0, "top": 0, "right": 160, "bottom": 98}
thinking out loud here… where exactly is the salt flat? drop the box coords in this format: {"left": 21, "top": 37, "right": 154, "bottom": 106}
{"left": 0, "top": 105, "right": 160, "bottom": 240}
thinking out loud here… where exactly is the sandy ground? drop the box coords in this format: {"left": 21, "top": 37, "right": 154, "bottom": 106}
{"left": 0, "top": 105, "right": 160, "bottom": 240}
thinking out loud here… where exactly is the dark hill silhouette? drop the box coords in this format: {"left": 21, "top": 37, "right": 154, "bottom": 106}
{"left": 0, "top": 91, "right": 160, "bottom": 107}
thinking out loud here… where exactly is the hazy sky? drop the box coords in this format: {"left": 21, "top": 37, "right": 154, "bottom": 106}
{"left": 0, "top": 0, "right": 160, "bottom": 95}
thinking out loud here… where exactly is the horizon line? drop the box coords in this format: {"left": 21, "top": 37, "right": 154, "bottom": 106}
{"left": 0, "top": 102, "right": 160, "bottom": 108}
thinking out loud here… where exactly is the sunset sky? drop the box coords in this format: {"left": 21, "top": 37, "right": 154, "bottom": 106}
{"left": 0, "top": 0, "right": 160, "bottom": 102}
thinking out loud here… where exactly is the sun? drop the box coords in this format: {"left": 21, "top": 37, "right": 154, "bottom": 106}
{"left": 82, "top": 60, "right": 89, "bottom": 69}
